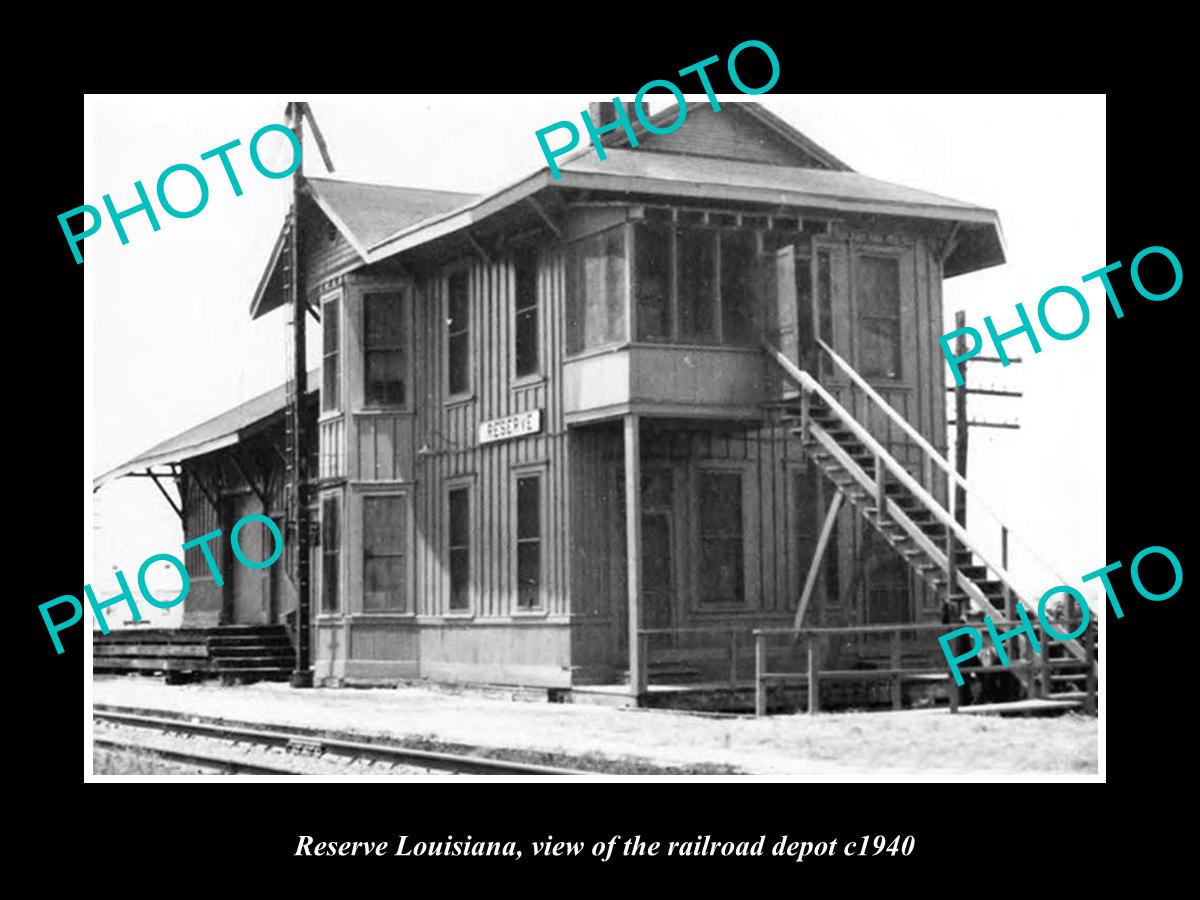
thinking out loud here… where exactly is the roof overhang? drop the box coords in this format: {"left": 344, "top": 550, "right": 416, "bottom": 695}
{"left": 364, "top": 154, "right": 1006, "bottom": 277}
{"left": 94, "top": 377, "right": 317, "bottom": 492}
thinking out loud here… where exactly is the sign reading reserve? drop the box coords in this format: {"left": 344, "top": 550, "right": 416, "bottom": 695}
{"left": 478, "top": 409, "right": 542, "bottom": 445}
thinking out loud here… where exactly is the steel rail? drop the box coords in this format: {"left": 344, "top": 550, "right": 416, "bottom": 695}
{"left": 93, "top": 706, "right": 590, "bottom": 776}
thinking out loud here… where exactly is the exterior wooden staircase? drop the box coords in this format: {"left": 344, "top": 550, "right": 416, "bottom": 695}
{"left": 764, "top": 339, "right": 1095, "bottom": 704}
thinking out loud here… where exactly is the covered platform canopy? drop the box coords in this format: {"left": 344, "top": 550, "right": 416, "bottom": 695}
{"left": 94, "top": 372, "right": 318, "bottom": 492}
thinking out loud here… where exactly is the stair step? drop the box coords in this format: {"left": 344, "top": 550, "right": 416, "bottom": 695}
{"left": 213, "top": 655, "right": 296, "bottom": 668}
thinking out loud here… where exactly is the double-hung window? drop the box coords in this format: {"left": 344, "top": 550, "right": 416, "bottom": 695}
{"left": 364, "top": 293, "right": 406, "bottom": 406}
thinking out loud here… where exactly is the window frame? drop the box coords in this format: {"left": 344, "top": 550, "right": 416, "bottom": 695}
{"left": 689, "top": 461, "right": 754, "bottom": 611}
{"left": 564, "top": 223, "right": 630, "bottom": 358}
{"left": 319, "top": 490, "right": 343, "bottom": 616}
{"left": 444, "top": 264, "right": 474, "bottom": 402}
{"left": 852, "top": 249, "right": 905, "bottom": 382}
{"left": 512, "top": 247, "right": 542, "bottom": 382}
{"left": 511, "top": 462, "right": 548, "bottom": 615}
{"left": 362, "top": 290, "right": 412, "bottom": 410}
{"left": 444, "top": 477, "right": 475, "bottom": 616}
{"left": 321, "top": 292, "right": 342, "bottom": 414}
{"left": 631, "top": 218, "right": 764, "bottom": 348}
{"left": 359, "top": 489, "right": 413, "bottom": 615}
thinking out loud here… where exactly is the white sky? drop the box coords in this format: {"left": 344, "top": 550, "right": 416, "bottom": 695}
{"left": 86, "top": 94, "right": 1105, "bottom": 611}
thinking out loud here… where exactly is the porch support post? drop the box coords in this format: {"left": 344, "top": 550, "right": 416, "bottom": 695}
{"left": 624, "top": 413, "right": 645, "bottom": 698}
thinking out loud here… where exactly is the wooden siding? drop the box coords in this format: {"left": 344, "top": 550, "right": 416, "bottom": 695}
{"left": 405, "top": 248, "right": 570, "bottom": 620}
{"left": 302, "top": 196, "right": 360, "bottom": 286}
{"left": 624, "top": 105, "right": 830, "bottom": 168}
{"left": 311, "top": 200, "right": 955, "bottom": 680}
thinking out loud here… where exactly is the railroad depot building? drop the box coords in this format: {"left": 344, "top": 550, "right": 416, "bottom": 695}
{"left": 96, "top": 101, "right": 1009, "bottom": 696}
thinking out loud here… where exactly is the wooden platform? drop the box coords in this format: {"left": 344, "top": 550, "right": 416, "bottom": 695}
{"left": 953, "top": 697, "right": 1084, "bottom": 717}
{"left": 562, "top": 676, "right": 955, "bottom": 714}
{"left": 93, "top": 625, "right": 296, "bottom": 683}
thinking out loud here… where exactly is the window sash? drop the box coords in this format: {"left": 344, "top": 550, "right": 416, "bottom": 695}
{"left": 566, "top": 226, "right": 627, "bottom": 355}
{"left": 321, "top": 495, "right": 340, "bottom": 613}
{"left": 632, "top": 222, "right": 764, "bottom": 347}
{"left": 322, "top": 298, "right": 340, "bottom": 413}
{"left": 515, "top": 474, "right": 542, "bottom": 610}
{"left": 448, "top": 487, "right": 471, "bottom": 611}
{"left": 515, "top": 250, "right": 540, "bottom": 377}
{"left": 362, "top": 495, "right": 406, "bottom": 612}
{"left": 364, "top": 293, "right": 407, "bottom": 407}
{"left": 447, "top": 272, "right": 471, "bottom": 395}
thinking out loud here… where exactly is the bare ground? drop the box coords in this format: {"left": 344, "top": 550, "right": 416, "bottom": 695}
{"left": 91, "top": 676, "right": 1097, "bottom": 777}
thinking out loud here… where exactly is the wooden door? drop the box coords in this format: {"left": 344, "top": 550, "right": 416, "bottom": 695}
{"left": 641, "top": 469, "right": 676, "bottom": 650}
{"left": 231, "top": 512, "right": 270, "bottom": 625}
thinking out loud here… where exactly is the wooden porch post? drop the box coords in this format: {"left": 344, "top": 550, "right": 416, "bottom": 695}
{"left": 624, "top": 414, "right": 645, "bottom": 697}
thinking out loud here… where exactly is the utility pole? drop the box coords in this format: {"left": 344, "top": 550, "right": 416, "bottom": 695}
{"left": 947, "top": 309, "right": 1024, "bottom": 531}
{"left": 289, "top": 101, "right": 313, "bottom": 689}
{"left": 953, "top": 311, "right": 969, "bottom": 528}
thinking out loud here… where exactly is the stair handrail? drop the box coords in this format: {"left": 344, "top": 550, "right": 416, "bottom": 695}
{"left": 812, "top": 337, "right": 1079, "bottom": 593}
{"left": 762, "top": 339, "right": 1038, "bottom": 623}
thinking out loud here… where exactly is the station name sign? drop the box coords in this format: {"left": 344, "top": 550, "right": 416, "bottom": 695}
{"left": 478, "top": 409, "right": 542, "bottom": 445}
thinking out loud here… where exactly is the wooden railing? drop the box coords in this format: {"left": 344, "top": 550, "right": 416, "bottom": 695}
{"left": 752, "top": 621, "right": 1097, "bottom": 717}
{"left": 812, "top": 337, "right": 1083, "bottom": 622}
{"left": 761, "top": 339, "right": 1087, "bottom": 663}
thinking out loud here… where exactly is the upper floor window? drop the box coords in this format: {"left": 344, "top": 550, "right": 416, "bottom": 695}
{"left": 633, "top": 222, "right": 759, "bottom": 346}
{"left": 566, "top": 226, "right": 626, "bottom": 355}
{"left": 364, "top": 292, "right": 407, "bottom": 406}
{"left": 856, "top": 255, "right": 902, "bottom": 379}
{"left": 322, "top": 296, "right": 340, "bottom": 413}
{"left": 514, "top": 249, "right": 540, "bottom": 377}
{"left": 447, "top": 270, "right": 471, "bottom": 396}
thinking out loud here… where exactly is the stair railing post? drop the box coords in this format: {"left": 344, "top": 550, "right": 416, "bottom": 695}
{"left": 945, "top": 529, "right": 958, "bottom": 615}
{"left": 1085, "top": 618, "right": 1097, "bottom": 715}
{"left": 875, "top": 453, "right": 887, "bottom": 521}
{"left": 638, "top": 631, "right": 650, "bottom": 693}
{"left": 754, "top": 631, "right": 766, "bottom": 717}
{"left": 890, "top": 628, "right": 903, "bottom": 710}
{"left": 1001, "top": 526, "right": 1013, "bottom": 622}
{"left": 799, "top": 390, "right": 811, "bottom": 440}
{"left": 1036, "top": 622, "right": 1050, "bottom": 699}
{"left": 807, "top": 635, "right": 820, "bottom": 715}
{"left": 729, "top": 628, "right": 738, "bottom": 687}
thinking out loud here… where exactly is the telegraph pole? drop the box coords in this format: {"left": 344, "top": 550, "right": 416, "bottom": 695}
{"left": 289, "top": 102, "right": 313, "bottom": 689}
{"left": 947, "top": 309, "right": 1024, "bottom": 531}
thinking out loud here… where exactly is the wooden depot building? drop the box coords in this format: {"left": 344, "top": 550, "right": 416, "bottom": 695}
{"left": 97, "top": 101, "right": 1024, "bottom": 704}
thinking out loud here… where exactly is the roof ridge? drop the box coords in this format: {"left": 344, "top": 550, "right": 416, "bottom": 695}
{"left": 306, "top": 174, "right": 479, "bottom": 197}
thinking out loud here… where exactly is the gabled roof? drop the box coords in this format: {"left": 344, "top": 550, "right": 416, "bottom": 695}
{"left": 250, "top": 178, "right": 477, "bottom": 319}
{"left": 94, "top": 372, "right": 318, "bottom": 490}
{"left": 597, "top": 101, "right": 853, "bottom": 171}
{"left": 305, "top": 177, "right": 479, "bottom": 257}
{"left": 363, "top": 149, "right": 1006, "bottom": 277}
{"left": 253, "top": 102, "right": 1005, "bottom": 313}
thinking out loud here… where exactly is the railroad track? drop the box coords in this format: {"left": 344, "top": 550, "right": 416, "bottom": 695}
{"left": 93, "top": 705, "right": 591, "bottom": 776}
{"left": 94, "top": 736, "right": 295, "bottom": 774}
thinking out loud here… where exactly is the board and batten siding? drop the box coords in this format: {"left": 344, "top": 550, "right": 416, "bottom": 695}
{"left": 409, "top": 249, "right": 570, "bottom": 619}
{"left": 319, "top": 246, "right": 575, "bottom": 684}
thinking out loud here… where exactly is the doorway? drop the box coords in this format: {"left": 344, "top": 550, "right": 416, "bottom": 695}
{"left": 641, "top": 469, "right": 677, "bottom": 651}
